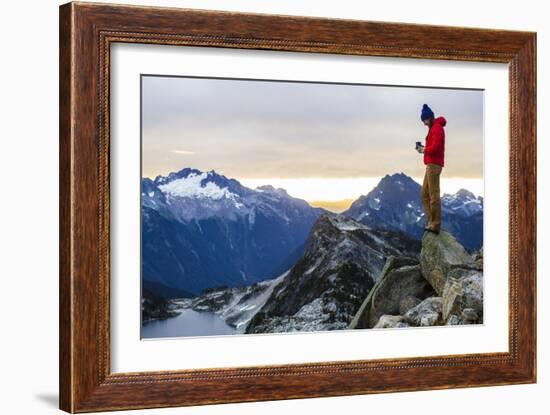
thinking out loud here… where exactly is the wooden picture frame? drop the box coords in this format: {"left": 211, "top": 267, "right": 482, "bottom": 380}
{"left": 59, "top": 2, "right": 536, "bottom": 412}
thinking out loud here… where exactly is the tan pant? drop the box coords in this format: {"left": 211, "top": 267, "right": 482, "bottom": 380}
{"left": 421, "top": 163, "right": 443, "bottom": 231}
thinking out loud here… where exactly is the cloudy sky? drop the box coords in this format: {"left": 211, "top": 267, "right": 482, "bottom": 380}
{"left": 142, "top": 75, "right": 483, "bottom": 210}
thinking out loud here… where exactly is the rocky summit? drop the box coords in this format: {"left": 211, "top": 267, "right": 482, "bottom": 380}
{"left": 349, "top": 230, "right": 483, "bottom": 329}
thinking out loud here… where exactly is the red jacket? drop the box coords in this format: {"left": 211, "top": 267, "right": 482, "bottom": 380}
{"left": 424, "top": 116, "right": 446, "bottom": 167}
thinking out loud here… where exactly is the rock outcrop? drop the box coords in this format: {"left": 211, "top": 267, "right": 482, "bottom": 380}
{"left": 141, "top": 288, "right": 182, "bottom": 323}
{"left": 350, "top": 229, "right": 483, "bottom": 329}
{"left": 441, "top": 268, "right": 483, "bottom": 324}
{"left": 474, "top": 246, "right": 484, "bottom": 269}
{"left": 348, "top": 256, "right": 434, "bottom": 329}
{"left": 403, "top": 297, "right": 443, "bottom": 326}
{"left": 374, "top": 315, "right": 409, "bottom": 329}
{"left": 420, "top": 231, "right": 476, "bottom": 295}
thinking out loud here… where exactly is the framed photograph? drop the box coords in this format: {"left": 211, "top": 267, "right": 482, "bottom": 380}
{"left": 59, "top": 2, "right": 536, "bottom": 412}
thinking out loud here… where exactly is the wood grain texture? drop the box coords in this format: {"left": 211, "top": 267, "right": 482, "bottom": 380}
{"left": 59, "top": 3, "right": 73, "bottom": 412}
{"left": 59, "top": 2, "right": 537, "bottom": 413}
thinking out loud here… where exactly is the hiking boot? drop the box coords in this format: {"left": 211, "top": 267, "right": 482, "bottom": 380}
{"left": 424, "top": 226, "right": 440, "bottom": 235}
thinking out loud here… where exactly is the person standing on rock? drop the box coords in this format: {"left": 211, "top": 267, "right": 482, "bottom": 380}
{"left": 416, "top": 104, "right": 446, "bottom": 235}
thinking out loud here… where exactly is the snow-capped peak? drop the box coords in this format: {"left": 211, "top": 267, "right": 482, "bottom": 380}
{"left": 158, "top": 171, "right": 238, "bottom": 202}
{"left": 442, "top": 188, "right": 483, "bottom": 217}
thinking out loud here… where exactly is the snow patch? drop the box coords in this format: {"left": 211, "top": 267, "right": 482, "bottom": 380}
{"left": 248, "top": 209, "right": 256, "bottom": 227}
{"left": 335, "top": 220, "right": 361, "bottom": 231}
{"left": 159, "top": 172, "right": 238, "bottom": 202}
{"left": 305, "top": 257, "right": 323, "bottom": 275}
{"left": 369, "top": 197, "right": 382, "bottom": 211}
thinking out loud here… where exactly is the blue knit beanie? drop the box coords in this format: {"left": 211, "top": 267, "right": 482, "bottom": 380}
{"left": 420, "top": 104, "right": 434, "bottom": 121}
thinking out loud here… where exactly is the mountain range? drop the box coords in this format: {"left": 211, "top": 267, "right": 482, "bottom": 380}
{"left": 344, "top": 172, "right": 483, "bottom": 250}
{"left": 142, "top": 168, "right": 324, "bottom": 295}
{"left": 141, "top": 168, "right": 483, "bottom": 298}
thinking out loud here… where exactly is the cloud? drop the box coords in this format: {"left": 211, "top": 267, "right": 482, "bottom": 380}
{"left": 172, "top": 149, "right": 196, "bottom": 155}
{"left": 142, "top": 76, "right": 484, "bottom": 181}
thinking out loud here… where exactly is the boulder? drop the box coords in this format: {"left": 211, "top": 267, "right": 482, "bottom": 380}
{"left": 380, "top": 255, "right": 421, "bottom": 281}
{"left": 404, "top": 297, "right": 443, "bottom": 326}
{"left": 349, "top": 256, "right": 419, "bottom": 329}
{"left": 474, "top": 246, "right": 484, "bottom": 270}
{"left": 349, "top": 255, "right": 438, "bottom": 329}
{"left": 399, "top": 296, "right": 422, "bottom": 315}
{"left": 368, "top": 264, "right": 435, "bottom": 327}
{"left": 373, "top": 315, "right": 409, "bottom": 329}
{"left": 420, "top": 231, "right": 475, "bottom": 295}
{"left": 461, "top": 308, "right": 479, "bottom": 322}
{"left": 441, "top": 268, "right": 483, "bottom": 324}
{"left": 446, "top": 315, "right": 461, "bottom": 325}
{"left": 441, "top": 278, "right": 463, "bottom": 321}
